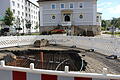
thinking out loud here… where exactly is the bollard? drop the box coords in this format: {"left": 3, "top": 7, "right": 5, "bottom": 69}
{"left": 103, "top": 68, "right": 108, "bottom": 74}
{"left": 64, "top": 66, "right": 69, "bottom": 73}
{"left": 30, "top": 63, "right": 34, "bottom": 70}
{"left": 0, "top": 60, "right": 5, "bottom": 67}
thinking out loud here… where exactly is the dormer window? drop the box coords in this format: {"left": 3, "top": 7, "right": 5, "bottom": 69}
{"left": 51, "top": 4, "right": 56, "bottom": 9}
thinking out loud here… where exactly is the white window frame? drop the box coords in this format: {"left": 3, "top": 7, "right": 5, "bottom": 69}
{"left": 17, "top": 3, "right": 20, "bottom": 8}
{"left": 13, "top": 9, "right": 15, "bottom": 14}
{"left": 79, "top": 2, "right": 84, "bottom": 9}
{"left": 69, "top": 2, "right": 74, "bottom": 9}
{"left": 18, "top": 11, "right": 20, "bottom": 15}
{"left": 12, "top": 1, "right": 15, "bottom": 6}
{"left": 51, "top": 3, "right": 56, "bottom": 9}
{"left": 60, "top": 3, "right": 65, "bottom": 9}
{"left": 79, "top": 14, "right": 84, "bottom": 19}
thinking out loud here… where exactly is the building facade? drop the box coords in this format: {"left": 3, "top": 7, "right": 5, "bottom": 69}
{"left": 97, "top": 12, "right": 102, "bottom": 27}
{"left": 38, "top": 0, "right": 101, "bottom": 36}
{"left": 0, "top": 0, "right": 39, "bottom": 34}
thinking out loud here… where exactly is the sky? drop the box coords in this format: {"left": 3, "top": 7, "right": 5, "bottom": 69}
{"left": 97, "top": 0, "right": 120, "bottom": 20}
{"left": 30, "top": 0, "right": 38, "bottom": 5}
{"left": 31, "top": 0, "right": 120, "bottom": 20}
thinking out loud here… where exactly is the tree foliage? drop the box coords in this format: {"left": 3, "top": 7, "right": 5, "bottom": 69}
{"left": 101, "top": 20, "right": 106, "bottom": 27}
{"left": 101, "top": 17, "right": 120, "bottom": 31}
{"left": 4, "top": 8, "right": 14, "bottom": 27}
{"left": 34, "top": 22, "right": 39, "bottom": 30}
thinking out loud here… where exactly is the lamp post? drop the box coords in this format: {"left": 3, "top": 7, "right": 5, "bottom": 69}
{"left": 111, "top": 26, "right": 115, "bottom": 38}
{"left": 26, "top": 20, "right": 31, "bottom": 34}
{"left": 15, "top": 16, "right": 22, "bottom": 47}
{"left": 21, "top": 17, "right": 24, "bottom": 35}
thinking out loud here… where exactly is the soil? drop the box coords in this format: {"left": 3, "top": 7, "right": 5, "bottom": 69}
{"left": 0, "top": 45, "right": 120, "bottom": 75}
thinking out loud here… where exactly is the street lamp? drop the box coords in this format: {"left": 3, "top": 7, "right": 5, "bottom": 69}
{"left": 26, "top": 20, "right": 31, "bottom": 34}
{"left": 15, "top": 16, "right": 22, "bottom": 36}
{"left": 15, "top": 16, "right": 22, "bottom": 47}
{"left": 21, "top": 17, "right": 24, "bottom": 35}
{"left": 111, "top": 26, "right": 115, "bottom": 38}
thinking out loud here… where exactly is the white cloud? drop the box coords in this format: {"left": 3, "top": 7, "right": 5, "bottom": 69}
{"left": 97, "top": 8, "right": 103, "bottom": 12}
{"left": 29, "top": 0, "right": 39, "bottom": 6}
{"left": 97, "top": 2, "right": 113, "bottom": 12}
{"left": 107, "top": 5, "right": 120, "bottom": 14}
{"left": 98, "top": 2, "right": 112, "bottom": 8}
{"left": 97, "top": 1, "right": 120, "bottom": 19}
{"left": 97, "top": 2, "right": 120, "bottom": 14}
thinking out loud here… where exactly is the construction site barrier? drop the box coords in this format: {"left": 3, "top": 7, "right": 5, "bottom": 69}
{"left": 0, "top": 61, "right": 120, "bottom": 80}
{"left": 0, "top": 35, "right": 119, "bottom": 56}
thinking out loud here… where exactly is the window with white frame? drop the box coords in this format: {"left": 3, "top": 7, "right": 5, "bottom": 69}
{"left": 13, "top": 9, "right": 15, "bottom": 14}
{"left": 22, "top": 12, "right": 24, "bottom": 16}
{"left": 12, "top": 1, "right": 15, "bottom": 6}
{"left": 17, "top": 3, "right": 20, "bottom": 8}
{"left": 22, "top": 5, "right": 24, "bottom": 9}
{"left": 61, "top": 3, "right": 65, "bottom": 9}
{"left": 51, "top": 4, "right": 56, "bottom": 9}
{"left": 79, "top": 3, "right": 83, "bottom": 8}
{"left": 69, "top": 3, "right": 74, "bottom": 8}
{"left": 22, "top": 0, "right": 24, "bottom": 3}
{"left": 79, "top": 14, "right": 83, "bottom": 19}
{"left": 26, "top": 13, "right": 27, "bottom": 17}
{"left": 51, "top": 15, "right": 56, "bottom": 19}
{"left": 18, "top": 11, "right": 20, "bottom": 15}
{"left": 29, "top": 14, "right": 31, "bottom": 18}
{"left": 25, "top": 7, "right": 27, "bottom": 11}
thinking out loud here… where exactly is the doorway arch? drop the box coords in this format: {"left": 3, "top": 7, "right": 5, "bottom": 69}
{"left": 64, "top": 15, "right": 70, "bottom": 22}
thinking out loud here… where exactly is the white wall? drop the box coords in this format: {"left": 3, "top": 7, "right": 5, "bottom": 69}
{"left": 0, "top": 0, "right": 39, "bottom": 33}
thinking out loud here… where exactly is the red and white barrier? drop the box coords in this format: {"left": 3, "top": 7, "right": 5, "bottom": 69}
{"left": 0, "top": 61, "right": 120, "bottom": 80}
{"left": 0, "top": 70, "right": 120, "bottom": 80}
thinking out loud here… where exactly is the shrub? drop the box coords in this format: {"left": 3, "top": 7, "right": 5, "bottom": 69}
{"left": 50, "top": 29, "right": 66, "bottom": 34}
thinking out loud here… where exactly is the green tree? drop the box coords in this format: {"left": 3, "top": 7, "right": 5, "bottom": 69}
{"left": 4, "top": 8, "right": 14, "bottom": 27}
{"left": 101, "top": 20, "right": 107, "bottom": 30}
{"left": 34, "top": 22, "right": 39, "bottom": 32}
{"left": 106, "top": 20, "right": 111, "bottom": 28}
{"left": 116, "top": 18, "right": 120, "bottom": 28}
{"left": 111, "top": 18, "right": 119, "bottom": 28}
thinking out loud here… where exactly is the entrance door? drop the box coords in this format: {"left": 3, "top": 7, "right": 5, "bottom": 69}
{"left": 64, "top": 14, "right": 71, "bottom": 22}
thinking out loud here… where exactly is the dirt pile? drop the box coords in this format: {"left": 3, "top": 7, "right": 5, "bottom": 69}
{"left": 34, "top": 39, "right": 49, "bottom": 47}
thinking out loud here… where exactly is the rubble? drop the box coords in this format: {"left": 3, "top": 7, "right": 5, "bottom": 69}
{"left": 34, "top": 39, "right": 49, "bottom": 47}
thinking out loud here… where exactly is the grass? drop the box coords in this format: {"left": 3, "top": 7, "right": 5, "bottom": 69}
{"left": 31, "top": 33, "right": 40, "bottom": 35}
{"left": 20, "top": 33, "right": 40, "bottom": 36}
{"left": 103, "top": 31, "right": 120, "bottom": 36}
